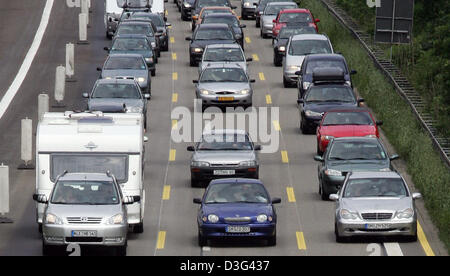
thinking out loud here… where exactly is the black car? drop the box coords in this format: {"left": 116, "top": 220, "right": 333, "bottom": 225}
{"left": 186, "top": 23, "right": 238, "bottom": 66}
{"left": 191, "top": 0, "right": 235, "bottom": 27}
{"left": 255, "top": 0, "right": 294, "bottom": 27}
{"left": 241, "top": 0, "right": 259, "bottom": 20}
{"left": 200, "top": 13, "right": 246, "bottom": 49}
{"left": 129, "top": 12, "right": 171, "bottom": 51}
{"left": 273, "top": 23, "right": 317, "bottom": 66}
{"left": 297, "top": 68, "right": 364, "bottom": 134}
{"left": 314, "top": 137, "right": 399, "bottom": 200}
{"left": 115, "top": 20, "right": 161, "bottom": 59}
{"left": 181, "top": 0, "right": 196, "bottom": 21}
{"left": 296, "top": 54, "right": 357, "bottom": 99}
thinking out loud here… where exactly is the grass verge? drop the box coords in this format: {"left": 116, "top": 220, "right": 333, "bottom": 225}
{"left": 301, "top": 0, "right": 450, "bottom": 253}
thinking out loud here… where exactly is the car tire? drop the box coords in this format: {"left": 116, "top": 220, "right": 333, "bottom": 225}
{"left": 405, "top": 233, "right": 418, "bottom": 242}
{"left": 316, "top": 144, "right": 322, "bottom": 156}
{"left": 256, "top": 19, "right": 260, "bottom": 28}
{"left": 267, "top": 230, "right": 276, "bottom": 246}
{"left": 198, "top": 231, "right": 207, "bottom": 247}
{"left": 274, "top": 54, "right": 282, "bottom": 67}
{"left": 151, "top": 69, "right": 156, "bottom": 76}
{"left": 163, "top": 43, "right": 169, "bottom": 52}
{"left": 300, "top": 117, "right": 308, "bottom": 134}
{"left": 115, "top": 245, "right": 127, "bottom": 256}
{"left": 106, "top": 32, "right": 112, "bottom": 39}
{"left": 283, "top": 76, "right": 290, "bottom": 88}
{"left": 190, "top": 58, "right": 196, "bottom": 67}
{"left": 42, "top": 241, "right": 55, "bottom": 256}
{"left": 335, "top": 223, "right": 347, "bottom": 243}
{"left": 38, "top": 224, "right": 42, "bottom": 234}
{"left": 133, "top": 222, "right": 144, "bottom": 234}
{"left": 320, "top": 182, "right": 329, "bottom": 201}
{"left": 191, "top": 178, "right": 200, "bottom": 188}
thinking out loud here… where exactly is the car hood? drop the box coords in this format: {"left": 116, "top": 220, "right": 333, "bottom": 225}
{"left": 304, "top": 102, "right": 358, "bottom": 113}
{"left": 285, "top": 55, "right": 305, "bottom": 67}
{"left": 341, "top": 197, "right": 412, "bottom": 214}
{"left": 327, "top": 159, "right": 390, "bottom": 172}
{"left": 197, "top": 82, "right": 251, "bottom": 93}
{"left": 200, "top": 61, "right": 247, "bottom": 73}
{"left": 193, "top": 150, "right": 256, "bottom": 164}
{"left": 102, "top": 69, "right": 147, "bottom": 79}
{"left": 203, "top": 203, "right": 273, "bottom": 219}
{"left": 191, "top": 40, "right": 237, "bottom": 49}
{"left": 88, "top": 98, "right": 144, "bottom": 111}
{"left": 47, "top": 204, "right": 123, "bottom": 220}
{"left": 320, "top": 125, "right": 377, "bottom": 137}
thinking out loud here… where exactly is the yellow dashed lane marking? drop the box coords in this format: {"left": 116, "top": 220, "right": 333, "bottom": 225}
{"left": 252, "top": 54, "right": 259, "bottom": 61}
{"left": 172, "top": 93, "right": 178, "bottom": 102}
{"left": 296, "top": 232, "right": 307, "bottom": 250}
{"left": 172, "top": 72, "right": 178, "bottom": 80}
{"left": 266, "top": 94, "right": 272, "bottom": 104}
{"left": 281, "top": 151, "right": 289, "bottom": 163}
{"left": 259, "top": 72, "right": 265, "bottom": 81}
{"left": 162, "top": 186, "right": 171, "bottom": 200}
{"left": 170, "top": 37, "right": 175, "bottom": 43}
{"left": 169, "top": 149, "right": 176, "bottom": 161}
{"left": 286, "top": 187, "right": 296, "bottom": 202}
{"left": 273, "top": 120, "right": 281, "bottom": 131}
{"left": 418, "top": 221, "right": 435, "bottom": 256}
{"left": 245, "top": 37, "right": 251, "bottom": 44}
{"left": 156, "top": 231, "right": 166, "bottom": 249}
{"left": 172, "top": 53, "right": 177, "bottom": 60}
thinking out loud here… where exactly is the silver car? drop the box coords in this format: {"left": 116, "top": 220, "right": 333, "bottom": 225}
{"left": 33, "top": 172, "right": 141, "bottom": 256}
{"left": 187, "top": 129, "right": 262, "bottom": 187}
{"left": 283, "top": 34, "right": 333, "bottom": 87}
{"left": 260, "top": 2, "right": 298, "bottom": 38}
{"left": 330, "top": 171, "right": 421, "bottom": 243}
{"left": 199, "top": 44, "right": 252, "bottom": 75}
{"left": 194, "top": 63, "right": 255, "bottom": 111}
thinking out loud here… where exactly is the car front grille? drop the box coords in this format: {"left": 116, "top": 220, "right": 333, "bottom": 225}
{"left": 66, "top": 217, "right": 103, "bottom": 224}
{"left": 361, "top": 213, "right": 393, "bottom": 220}
{"left": 210, "top": 163, "right": 240, "bottom": 168}
{"left": 216, "top": 91, "right": 236, "bottom": 95}
{"left": 116, "top": 76, "right": 135, "bottom": 80}
{"left": 66, "top": 237, "right": 103, "bottom": 243}
{"left": 224, "top": 217, "right": 251, "bottom": 223}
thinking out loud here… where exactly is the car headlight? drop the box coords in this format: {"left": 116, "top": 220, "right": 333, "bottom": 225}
{"left": 151, "top": 42, "right": 156, "bottom": 48}
{"left": 240, "top": 89, "right": 250, "bottom": 95}
{"left": 191, "top": 161, "right": 210, "bottom": 167}
{"left": 137, "top": 77, "right": 146, "bottom": 83}
{"left": 45, "top": 213, "right": 63, "bottom": 225}
{"left": 183, "top": 2, "right": 191, "bottom": 8}
{"left": 145, "top": 57, "right": 153, "bottom": 63}
{"left": 278, "top": 46, "right": 286, "bottom": 52}
{"left": 240, "top": 160, "right": 256, "bottom": 167}
{"left": 305, "top": 110, "right": 322, "bottom": 117}
{"left": 346, "top": 81, "right": 352, "bottom": 86}
{"left": 257, "top": 214, "right": 268, "bottom": 223}
{"left": 325, "top": 169, "right": 342, "bottom": 176}
{"left": 321, "top": 135, "right": 334, "bottom": 141}
{"left": 107, "top": 214, "right": 124, "bottom": 225}
{"left": 193, "top": 47, "right": 203, "bottom": 53}
{"left": 303, "top": 81, "right": 311, "bottom": 90}
{"left": 207, "top": 214, "right": 219, "bottom": 223}
{"left": 379, "top": 168, "right": 391, "bottom": 172}
{"left": 340, "top": 209, "right": 358, "bottom": 220}
{"left": 244, "top": 2, "right": 251, "bottom": 7}
{"left": 396, "top": 208, "right": 413, "bottom": 219}
{"left": 128, "top": 106, "right": 143, "bottom": 113}
{"left": 200, "top": 89, "right": 210, "bottom": 95}
{"left": 288, "top": 65, "right": 301, "bottom": 72}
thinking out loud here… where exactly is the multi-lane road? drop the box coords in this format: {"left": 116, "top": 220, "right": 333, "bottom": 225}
{"left": 0, "top": 0, "right": 447, "bottom": 256}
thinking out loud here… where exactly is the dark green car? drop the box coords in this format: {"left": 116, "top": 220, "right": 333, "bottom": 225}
{"left": 314, "top": 137, "right": 399, "bottom": 201}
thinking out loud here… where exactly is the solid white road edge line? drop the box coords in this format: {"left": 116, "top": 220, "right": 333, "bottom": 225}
{"left": 0, "top": 0, "right": 55, "bottom": 120}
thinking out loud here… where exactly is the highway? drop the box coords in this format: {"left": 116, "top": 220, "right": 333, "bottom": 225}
{"left": 0, "top": 0, "right": 446, "bottom": 256}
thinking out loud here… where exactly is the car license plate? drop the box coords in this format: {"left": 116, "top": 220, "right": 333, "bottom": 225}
{"left": 365, "top": 223, "right": 391, "bottom": 230}
{"left": 217, "top": 97, "right": 234, "bottom": 101}
{"left": 227, "top": 225, "right": 250, "bottom": 233}
{"left": 72, "top": 230, "right": 97, "bottom": 237}
{"left": 214, "top": 170, "right": 235, "bottom": 175}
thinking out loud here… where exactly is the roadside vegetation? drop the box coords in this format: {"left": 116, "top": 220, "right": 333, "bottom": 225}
{"left": 300, "top": 0, "right": 450, "bottom": 252}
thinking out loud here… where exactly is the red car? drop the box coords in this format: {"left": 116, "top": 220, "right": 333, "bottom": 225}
{"left": 272, "top": 9, "right": 319, "bottom": 38}
{"left": 316, "top": 108, "right": 383, "bottom": 155}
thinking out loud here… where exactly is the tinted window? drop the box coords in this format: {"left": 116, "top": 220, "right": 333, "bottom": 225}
{"left": 203, "top": 16, "right": 239, "bottom": 27}
{"left": 201, "top": 9, "right": 232, "bottom": 19}
{"left": 205, "top": 183, "right": 269, "bottom": 203}
{"left": 195, "top": 28, "right": 234, "bottom": 40}
{"left": 200, "top": 68, "right": 248, "bottom": 82}
{"left": 328, "top": 141, "right": 387, "bottom": 160}
{"left": 343, "top": 178, "right": 408, "bottom": 198}
{"left": 51, "top": 180, "right": 120, "bottom": 205}
{"left": 117, "top": 24, "right": 152, "bottom": 36}
{"left": 198, "top": 0, "right": 229, "bottom": 8}
{"left": 264, "top": 4, "right": 297, "bottom": 15}
{"left": 305, "top": 86, "right": 355, "bottom": 103}
{"left": 279, "top": 12, "right": 312, "bottom": 23}
{"left": 203, "top": 48, "right": 244, "bottom": 62}
{"left": 306, "top": 60, "right": 347, "bottom": 74}
{"left": 92, "top": 83, "right": 141, "bottom": 99}
{"left": 289, "top": 39, "right": 332, "bottom": 55}
{"left": 279, "top": 26, "right": 317, "bottom": 38}
{"left": 323, "top": 111, "right": 373, "bottom": 126}
{"left": 131, "top": 14, "right": 164, "bottom": 26}
{"left": 198, "top": 134, "right": 253, "bottom": 150}
{"left": 105, "top": 56, "right": 146, "bottom": 70}
{"left": 112, "top": 38, "right": 150, "bottom": 51}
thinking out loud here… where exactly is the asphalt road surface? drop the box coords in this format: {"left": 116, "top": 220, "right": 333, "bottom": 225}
{"left": 0, "top": 0, "right": 447, "bottom": 256}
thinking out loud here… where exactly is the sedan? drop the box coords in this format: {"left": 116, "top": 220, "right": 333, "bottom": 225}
{"left": 201, "top": 13, "right": 246, "bottom": 49}
{"left": 330, "top": 171, "right": 421, "bottom": 242}
{"left": 114, "top": 21, "right": 160, "bottom": 58}
{"left": 255, "top": 0, "right": 295, "bottom": 27}
{"left": 194, "top": 64, "right": 255, "bottom": 111}
{"left": 193, "top": 178, "right": 281, "bottom": 246}
{"left": 314, "top": 137, "right": 399, "bottom": 200}
{"left": 128, "top": 12, "right": 172, "bottom": 51}
{"left": 316, "top": 107, "right": 382, "bottom": 155}
{"left": 192, "top": 6, "right": 236, "bottom": 31}
{"left": 187, "top": 129, "right": 261, "bottom": 187}
{"left": 272, "top": 8, "right": 319, "bottom": 37}
{"left": 241, "top": 0, "right": 259, "bottom": 20}
{"left": 83, "top": 79, "right": 150, "bottom": 129}
{"left": 199, "top": 44, "right": 251, "bottom": 75}
{"left": 260, "top": 2, "right": 298, "bottom": 38}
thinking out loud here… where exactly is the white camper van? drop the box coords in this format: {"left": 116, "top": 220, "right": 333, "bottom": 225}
{"left": 105, "top": 0, "right": 124, "bottom": 38}
{"left": 35, "top": 111, "right": 146, "bottom": 233}
{"left": 151, "top": 0, "right": 166, "bottom": 19}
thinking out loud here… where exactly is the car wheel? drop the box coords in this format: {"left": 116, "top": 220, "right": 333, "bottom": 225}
{"left": 198, "top": 231, "right": 207, "bottom": 247}
{"left": 38, "top": 224, "right": 42, "bottom": 234}
{"left": 267, "top": 230, "right": 276, "bottom": 246}
{"left": 404, "top": 232, "right": 418, "bottom": 242}
{"left": 191, "top": 178, "right": 200, "bottom": 188}
{"left": 106, "top": 31, "right": 112, "bottom": 39}
{"left": 335, "top": 223, "right": 347, "bottom": 243}
{"left": 115, "top": 245, "right": 127, "bottom": 256}
{"left": 151, "top": 69, "right": 156, "bottom": 76}
{"left": 163, "top": 43, "right": 169, "bottom": 52}
{"left": 190, "top": 58, "right": 196, "bottom": 67}
{"left": 256, "top": 20, "right": 260, "bottom": 28}
{"left": 133, "top": 222, "right": 144, "bottom": 234}
{"left": 42, "top": 241, "right": 55, "bottom": 256}
{"left": 274, "top": 55, "right": 282, "bottom": 67}
{"left": 316, "top": 144, "right": 322, "bottom": 156}
{"left": 321, "top": 183, "right": 329, "bottom": 201}
{"left": 283, "top": 76, "right": 290, "bottom": 88}
{"left": 300, "top": 117, "right": 308, "bottom": 134}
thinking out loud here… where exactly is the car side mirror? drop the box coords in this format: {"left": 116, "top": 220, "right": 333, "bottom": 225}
{"left": 144, "top": 93, "right": 151, "bottom": 99}
{"left": 294, "top": 71, "right": 302, "bottom": 76}
{"left": 329, "top": 194, "right": 339, "bottom": 201}
{"left": 33, "top": 194, "right": 48, "bottom": 204}
{"left": 254, "top": 145, "right": 262, "bottom": 151}
{"left": 412, "top": 193, "right": 422, "bottom": 200}
{"left": 314, "top": 155, "right": 324, "bottom": 162}
{"left": 103, "top": 47, "right": 110, "bottom": 52}
{"left": 124, "top": 196, "right": 140, "bottom": 205}
{"left": 390, "top": 154, "right": 399, "bottom": 161}
{"left": 376, "top": 120, "right": 383, "bottom": 126}
{"left": 144, "top": 136, "right": 149, "bottom": 142}
{"left": 193, "top": 198, "right": 202, "bottom": 204}
{"left": 297, "top": 99, "right": 304, "bottom": 104}
{"left": 272, "top": 198, "right": 281, "bottom": 204}
{"left": 166, "top": 23, "right": 171, "bottom": 27}
{"left": 273, "top": 19, "right": 276, "bottom": 23}
{"left": 96, "top": 67, "right": 102, "bottom": 71}
{"left": 250, "top": 79, "right": 256, "bottom": 83}
{"left": 350, "top": 69, "right": 357, "bottom": 75}
{"left": 185, "top": 37, "right": 192, "bottom": 41}
{"left": 187, "top": 146, "right": 195, "bottom": 151}
{"left": 246, "top": 57, "right": 253, "bottom": 62}
{"left": 315, "top": 18, "right": 320, "bottom": 23}
{"left": 82, "top": 93, "right": 89, "bottom": 98}
{"left": 193, "top": 80, "right": 198, "bottom": 84}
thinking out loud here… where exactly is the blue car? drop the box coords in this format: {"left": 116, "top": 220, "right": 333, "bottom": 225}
{"left": 193, "top": 178, "right": 281, "bottom": 246}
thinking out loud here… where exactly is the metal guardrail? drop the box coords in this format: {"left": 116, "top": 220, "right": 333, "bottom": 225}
{"left": 318, "top": 0, "right": 450, "bottom": 168}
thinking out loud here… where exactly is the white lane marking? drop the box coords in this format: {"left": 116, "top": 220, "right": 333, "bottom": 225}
{"left": 0, "top": 0, "right": 54, "bottom": 120}
{"left": 383, "top": 243, "right": 404, "bottom": 256}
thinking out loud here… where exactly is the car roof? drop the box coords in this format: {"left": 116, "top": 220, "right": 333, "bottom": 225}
{"left": 114, "top": 34, "right": 148, "bottom": 39}
{"left": 279, "top": 8, "right": 311, "bottom": 13}
{"left": 58, "top": 173, "right": 114, "bottom": 182}
{"left": 332, "top": 137, "right": 380, "bottom": 143}
{"left": 203, "top": 129, "right": 248, "bottom": 135}
{"left": 291, "top": 34, "right": 328, "bottom": 41}
{"left": 325, "top": 107, "right": 371, "bottom": 113}
{"left": 205, "top": 43, "right": 242, "bottom": 49}
{"left": 266, "top": 2, "right": 297, "bottom": 6}
{"left": 305, "top": 54, "right": 345, "bottom": 61}
{"left": 198, "top": 23, "right": 231, "bottom": 29}
{"left": 210, "top": 178, "right": 263, "bottom": 185}
{"left": 203, "top": 12, "right": 237, "bottom": 18}
{"left": 108, "top": 53, "right": 144, "bottom": 59}
{"left": 95, "top": 78, "right": 139, "bottom": 85}
{"left": 202, "top": 63, "right": 245, "bottom": 70}
{"left": 348, "top": 171, "right": 402, "bottom": 180}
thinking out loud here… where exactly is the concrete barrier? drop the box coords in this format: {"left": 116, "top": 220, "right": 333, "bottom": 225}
{"left": 78, "top": 13, "right": 89, "bottom": 44}
{"left": 18, "top": 118, "right": 34, "bottom": 170}
{"left": 38, "top": 94, "right": 49, "bottom": 121}
{"left": 65, "top": 43, "right": 76, "bottom": 81}
{"left": 53, "top": 66, "right": 66, "bottom": 107}
{"left": 0, "top": 164, "right": 12, "bottom": 223}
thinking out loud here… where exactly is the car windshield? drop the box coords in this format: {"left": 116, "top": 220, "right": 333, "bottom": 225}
{"left": 343, "top": 178, "right": 408, "bottom": 198}
{"left": 289, "top": 39, "right": 332, "bottom": 55}
{"left": 200, "top": 68, "right": 248, "bottom": 82}
{"left": 112, "top": 38, "right": 150, "bottom": 51}
{"left": 305, "top": 86, "right": 355, "bottom": 103}
{"left": 198, "top": 134, "right": 253, "bottom": 150}
{"left": 120, "top": 0, "right": 149, "bottom": 8}
{"left": 198, "top": 0, "right": 229, "bottom": 8}
{"left": 92, "top": 83, "right": 141, "bottom": 99}
{"left": 264, "top": 4, "right": 297, "bottom": 15}
{"left": 205, "top": 183, "right": 269, "bottom": 204}
{"left": 202, "top": 9, "right": 232, "bottom": 19}
{"left": 203, "top": 48, "right": 244, "bottom": 62}
{"left": 323, "top": 111, "right": 373, "bottom": 126}
{"left": 195, "top": 28, "right": 234, "bottom": 40}
{"left": 116, "top": 24, "right": 153, "bottom": 36}
{"left": 259, "top": 0, "right": 291, "bottom": 9}
{"left": 51, "top": 180, "right": 120, "bottom": 205}
{"left": 279, "top": 12, "right": 312, "bottom": 23}
{"left": 306, "top": 60, "right": 347, "bottom": 74}
{"left": 105, "top": 56, "right": 146, "bottom": 70}
{"left": 278, "top": 26, "right": 317, "bottom": 38}
{"left": 131, "top": 14, "right": 164, "bottom": 26}
{"left": 203, "top": 16, "right": 239, "bottom": 27}
{"left": 328, "top": 141, "right": 387, "bottom": 161}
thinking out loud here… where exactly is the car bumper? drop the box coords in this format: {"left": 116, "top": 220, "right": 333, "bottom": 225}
{"left": 336, "top": 219, "right": 417, "bottom": 237}
{"left": 158, "top": 35, "right": 168, "bottom": 48}
{"left": 303, "top": 115, "right": 322, "bottom": 131}
{"left": 43, "top": 224, "right": 128, "bottom": 246}
{"left": 191, "top": 167, "right": 258, "bottom": 183}
{"left": 190, "top": 51, "right": 203, "bottom": 62}
{"left": 283, "top": 70, "right": 299, "bottom": 82}
{"left": 107, "top": 22, "right": 118, "bottom": 36}
{"left": 261, "top": 25, "right": 273, "bottom": 36}
{"left": 198, "top": 94, "right": 252, "bottom": 107}
{"left": 242, "top": 7, "right": 256, "bottom": 17}
{"left": 322, "top": 174, "right": 346, "bottom": 194}
{"left": 199, "top": 223, "right": 276, "bottom": 238}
